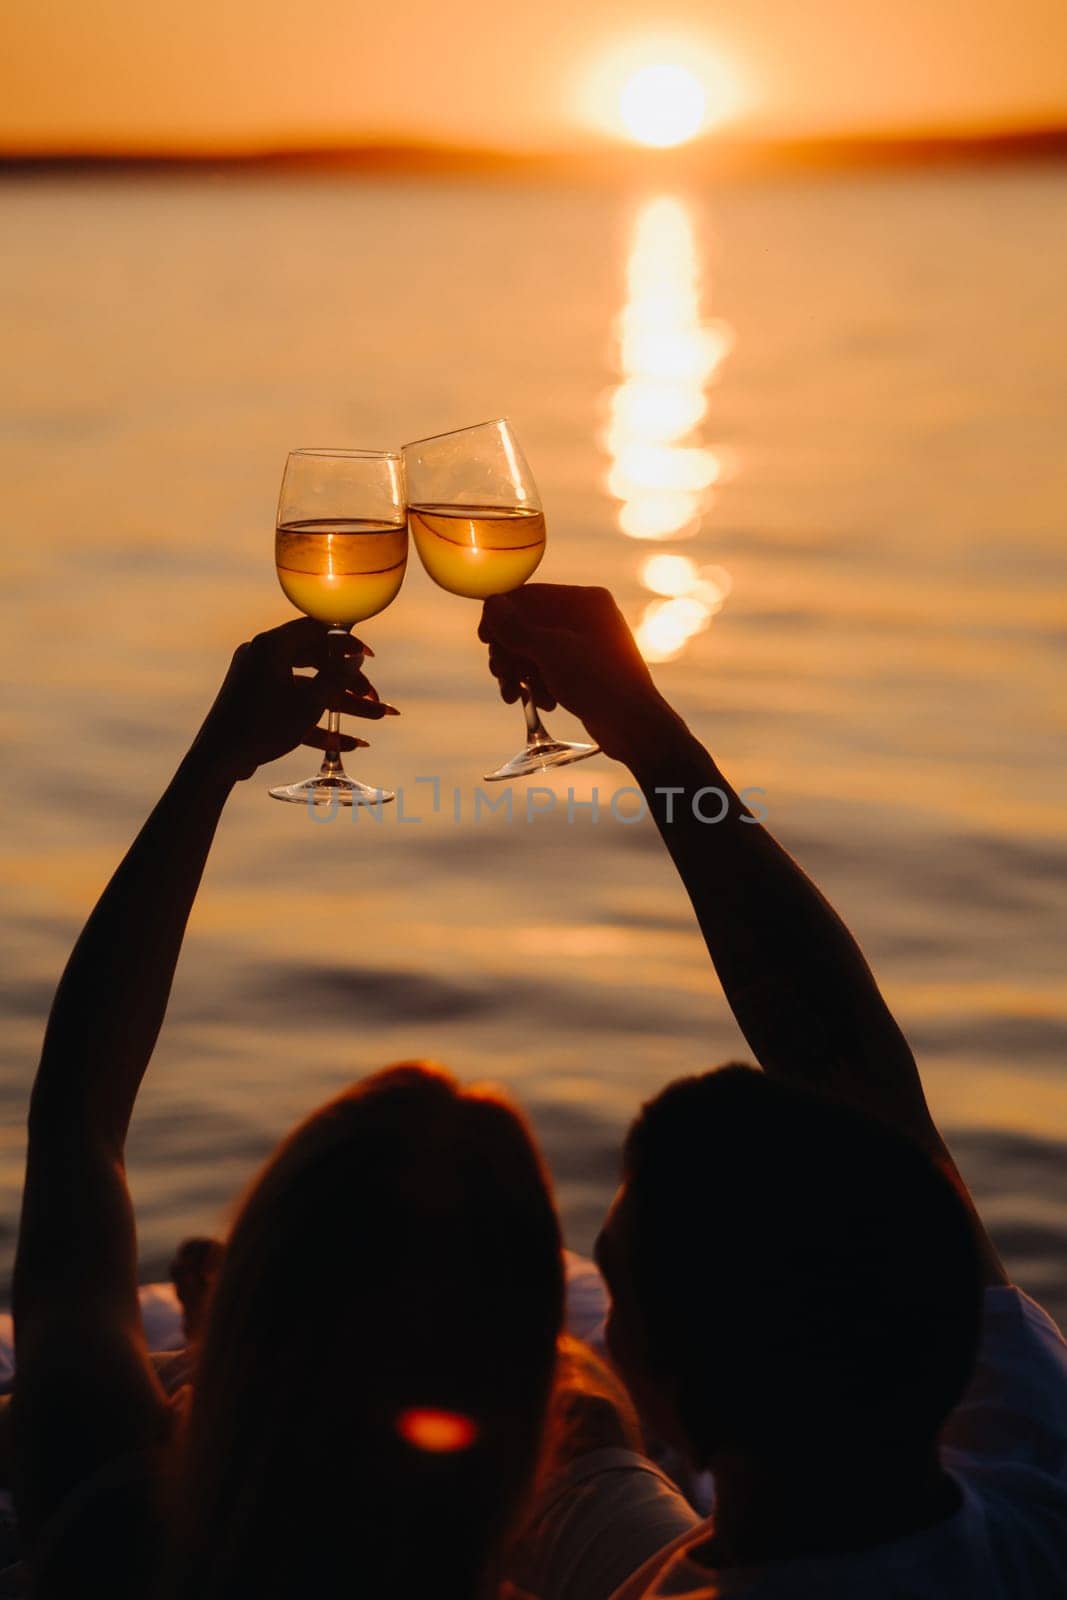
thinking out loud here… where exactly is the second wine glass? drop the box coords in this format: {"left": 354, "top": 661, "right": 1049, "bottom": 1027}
{"left": 403, "top": 418, "right": 598, "bottom": 781}
{"left": 271, "top": 447, "right": 406, "bottom": 807}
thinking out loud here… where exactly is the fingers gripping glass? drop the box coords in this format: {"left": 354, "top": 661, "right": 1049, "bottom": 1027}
{"left": 403, "top": 419, "right": 598, "bottom": 781}
{"left": 271, "top": 448, "right": 407, "bottom": 806}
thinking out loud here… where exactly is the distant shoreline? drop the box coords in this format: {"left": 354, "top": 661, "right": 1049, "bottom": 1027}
{"left": 3, "top": 126, "right": 1066, "bottom": 182}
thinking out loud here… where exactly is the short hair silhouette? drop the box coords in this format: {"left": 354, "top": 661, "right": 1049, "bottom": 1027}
{"left": 169, "top": 1236, "right": 224, "bottom": 1341}
{"left": 620, "top": 1064, "right": 983, "bottom": 1464}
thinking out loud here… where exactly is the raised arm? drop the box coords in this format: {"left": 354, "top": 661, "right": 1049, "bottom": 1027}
{"left": 479, "top": 584, "right": 1006, "bottom": 1282}
{"left": 13, "top": 619, "right": 388, "bottom": 1540}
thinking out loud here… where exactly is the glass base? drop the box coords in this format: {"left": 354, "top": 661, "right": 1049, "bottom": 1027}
{"left": 483, "top": 738, "right": 600, "bottom": 783}
{"left": 269, "top": 772, "right": 395, "bottom": 807}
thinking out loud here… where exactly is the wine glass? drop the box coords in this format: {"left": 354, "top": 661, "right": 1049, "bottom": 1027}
{"left": 270, "top": 447, "right": 406, "bottom": 806}
{"left": 403, "top": 418, "right": 597, "bottom": 782}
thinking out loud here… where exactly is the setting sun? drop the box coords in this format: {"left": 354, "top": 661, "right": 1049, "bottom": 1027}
{"left": 581, "top": 38, "right": 748, "bottom": 148}
{"left": 620, "top": 65, "right": 706, "bottom": 148}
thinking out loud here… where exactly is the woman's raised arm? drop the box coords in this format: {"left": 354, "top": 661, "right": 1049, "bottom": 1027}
{"left": 12, "top": 619, "right": 383, "bottom": 1541}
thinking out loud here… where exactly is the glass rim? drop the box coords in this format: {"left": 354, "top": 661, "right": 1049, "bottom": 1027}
{"left": 288, "top": 447, "right": 402, "bottom": 461}
{"left": 401, "top": 417, "right": 509, "bottom": 450}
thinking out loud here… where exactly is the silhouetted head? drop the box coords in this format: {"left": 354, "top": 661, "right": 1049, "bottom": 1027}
{"left": 168, "top": 1062, "right": 563, "bottom": 1600}
{"left": 169, "top": 1236, "right": 224, "bottom": 1343}
{"left": 596, "top": 1064, "right": 983, "bottom": 1471}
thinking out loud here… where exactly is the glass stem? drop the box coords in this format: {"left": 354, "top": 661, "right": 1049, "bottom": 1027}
{"left": 320, "top": 709, "right": 344, "bottom": 774}
{"left": 520, "top": 680, "right": 551, "bottom": 746}
{"left": 321, "top": 627, "right": 350, "bottom": 775}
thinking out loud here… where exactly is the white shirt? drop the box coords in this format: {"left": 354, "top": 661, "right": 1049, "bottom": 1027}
{"left": 541, "top": 1285, "right": 1067, "bottom": 1600}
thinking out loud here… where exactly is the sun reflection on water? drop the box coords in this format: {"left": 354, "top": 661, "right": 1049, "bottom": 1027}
{"left": 604, "top": 196, "right": 735, "bottom": 662}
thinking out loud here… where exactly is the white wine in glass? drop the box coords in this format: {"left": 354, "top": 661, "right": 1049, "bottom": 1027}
{"left": 403, "top": 419, "right": 597, "bottom": 782}
{"left": 407, "top": 505, "right": 546, "bottom": 599}
{"left": 276, "top": 519, "right": 408, "bottom": 625}
{"left": 270, "top": 448, "right": 407, "bottom": 807}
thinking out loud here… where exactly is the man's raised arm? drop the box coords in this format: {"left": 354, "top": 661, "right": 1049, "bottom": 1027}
{"left": 479, "top": 584, "right": 1005, "bottom": 1283}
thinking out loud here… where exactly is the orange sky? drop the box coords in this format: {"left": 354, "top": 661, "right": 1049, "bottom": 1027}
{"left": 2, "top": 0, "right": 1065, "bottom": 153}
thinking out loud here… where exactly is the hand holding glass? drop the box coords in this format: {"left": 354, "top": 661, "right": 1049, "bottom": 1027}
{"left": 271, "top": 448, "right": 406, "bottom": 806}
{"left": 403, "top": 419, "right": 598, "bottom": 781}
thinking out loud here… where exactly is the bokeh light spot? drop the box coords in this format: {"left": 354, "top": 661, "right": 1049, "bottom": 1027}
{"left": 396, "top": 1408, "right": 479, "bottom": 1454}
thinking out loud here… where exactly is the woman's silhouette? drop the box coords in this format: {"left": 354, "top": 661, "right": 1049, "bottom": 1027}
{"left": 11, "top": 621, "right": 564, "bottom": 1598}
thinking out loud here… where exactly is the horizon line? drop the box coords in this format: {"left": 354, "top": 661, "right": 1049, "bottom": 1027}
{"left": 3, "top": 123, "right": 1067, "bottom": 178}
